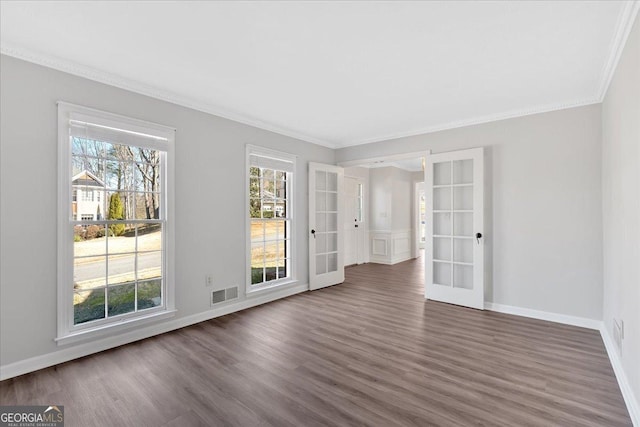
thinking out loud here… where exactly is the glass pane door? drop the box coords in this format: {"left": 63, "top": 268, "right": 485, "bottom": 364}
{"left": 309, "top": 163, "right": 344, "bottom": 290}
{"left": 425, "top": 148, "right": 484, "bottom": 309}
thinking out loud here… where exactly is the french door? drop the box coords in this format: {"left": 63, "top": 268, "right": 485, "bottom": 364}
{"left": 309, "top": 163, "right": 345, "bottom": 290}
{"left": 425, "top": 148, "right": 484, "bottom": 309}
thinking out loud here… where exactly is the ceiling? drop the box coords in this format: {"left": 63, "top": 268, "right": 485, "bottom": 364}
{"left": 1, "top": 1, "right": 638, "bottom": 149}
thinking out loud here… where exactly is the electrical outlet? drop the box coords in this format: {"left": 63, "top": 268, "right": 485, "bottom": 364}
{"left": 205, "top": 275, "right": 213, "bottom": 287}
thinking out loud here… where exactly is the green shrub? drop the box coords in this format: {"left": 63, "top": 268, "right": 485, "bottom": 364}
{"left": 108, "top": 193, "right": 125, "bottom": 236}
{"left": 251, "top": 268, "right": 264, "bottom": 284}
{"left": 73, "top": 225, "right": 85, "bottom": 241}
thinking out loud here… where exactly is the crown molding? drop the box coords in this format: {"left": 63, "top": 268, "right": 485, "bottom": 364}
{"left": 2, "top": 0, "right": 636, "bottom": 151}
{"left": 596, "top": 1, "right": 640, "bottom": 102}
{"left": 336, "top": 97, "right": 601, "bottom": 148}
{"left": 0, "top": 42, "right": 338, "bottom": 149}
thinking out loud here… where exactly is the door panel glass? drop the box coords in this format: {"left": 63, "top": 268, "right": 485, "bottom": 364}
{"left": 316, "top": 254, "right": 327, "bottom": 274}
{"left": 433, "top": 262, "right": 451, "bottom": 286}
{"left": 453, "top": 239, "right": 473, "bottom": 263}
{"left": 453, "top": 213, "right": 473, "bottom": 236}
{"left": 433, "top": 237, "right": 451, "bottom": 261}
{"left": 315, "top": 233, "right": 326, "bottom": 254}
{"left": 315, "top": 171, "right": 326, "bottom": 190}
{"left": 453, "top": 186, "right": 473, "bottom": 210}
{"left": 327, "top": 213, "right": 338, "bottom": 232}
{"left": 327, "top": 253, "right": 338, "bottom": 273}
{"left": 433, "top": 187, "right": 451, "bottom": 210}
{"left": 433, "top": 212, "right": 452, "bottom": 235}
{"left": 327, "top": 172, "right": 338, "bottom": 191}
{"left": 316, "top": 191, "right": 326, "bottom": 211}
{"left": 453, "top": 159, "right": 473, "bottom": 184}
{"left": 327, "top": 232, "right": 338, "bottom": 252}
{"left": 453, "top": 264, "right": 473, "bottom": 289}
{"left": 326, "top": 192, "right": 338, "bottom": 212}
{"left": 316, "top": 213, "right": 326, "bottom": 232}
{"left": 433, "top": 162, "right": 451, "bottom": 185}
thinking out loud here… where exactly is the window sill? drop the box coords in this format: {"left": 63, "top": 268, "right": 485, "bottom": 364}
{"left": 55, "top": 309, "right": 177, "bottom": 346}
{"left": 246, "top": 279, "right": 300, "bottom": 297}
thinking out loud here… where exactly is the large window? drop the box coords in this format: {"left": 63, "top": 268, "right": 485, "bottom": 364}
{"left": 57, "top": 102, "right": 175, "bottom": 343}
{"left": 247, "top": 146, "right": 295, "bottom": 291}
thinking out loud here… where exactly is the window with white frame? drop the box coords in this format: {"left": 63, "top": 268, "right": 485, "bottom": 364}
{"left": 58, "top": 102, "right": 175, "bottom": 341}
{"left": 248, "top": 146, "right": 295, "bottom": 290}
{"left": 81, "top": 189, "right": 94, "bottom": 202}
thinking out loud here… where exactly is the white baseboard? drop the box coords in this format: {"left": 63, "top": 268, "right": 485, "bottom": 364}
{"left": 600, "top": 325, "right": 639, "bottom": 426}
{"left": 0, "top": 283, "right": 308, "bottom": 381}
{"left": 485, "top": 302, "right": 601, "bottom": 330}
{"left": 369, "top": 253, "right": 412, "bottom": 265}
{"left": 487, "top": 302, "right": 637, "bottom": 424}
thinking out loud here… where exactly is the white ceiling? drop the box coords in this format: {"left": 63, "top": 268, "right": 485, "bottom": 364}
{"left": 1, "top": 1, "right": 638, "bottom": 149}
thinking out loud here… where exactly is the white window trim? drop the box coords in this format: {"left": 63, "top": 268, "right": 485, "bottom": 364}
{"left": 245, "top": 144, "right": 297, "bottom": 294}
{"left": 57, "top": 102, "right": 176, "bottom": 345}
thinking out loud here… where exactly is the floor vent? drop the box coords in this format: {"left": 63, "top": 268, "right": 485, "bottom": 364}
{"left": 211, "top": 287, "right": 239, "bottom": 306}
{"left": 226, "top": 286, "right": 238, "bottom": 300}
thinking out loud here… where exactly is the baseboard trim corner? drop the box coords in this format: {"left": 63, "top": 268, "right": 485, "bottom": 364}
{"left": 485, "top": 302, "right": 601, "bottom": 330}
{"left": 600, "top": 325, "right": 640, "bottom": 426}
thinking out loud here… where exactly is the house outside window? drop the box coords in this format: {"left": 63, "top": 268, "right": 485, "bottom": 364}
{"left": 247, "top": 146, "right": 296, "bottom": 292}
{"left": 82, "top": 189, "right": 94, "bottom": 202}
{"left": 57, "top": 102, "right": 175, "bottom": 344}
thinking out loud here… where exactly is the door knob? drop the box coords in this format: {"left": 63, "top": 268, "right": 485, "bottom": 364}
{"left": 311, "top": 229, "right": 316, "bottom": 239}
{"left": 355, "top": 224, "right": 359, "bottom": 228}
{"left": 475, "top": 232, "right": 482, "bottom": 244}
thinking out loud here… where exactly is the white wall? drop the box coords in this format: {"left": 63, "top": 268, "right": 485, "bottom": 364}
{"left": 391, "top": 168, "right": 412, "bottom": 230}
{"left": 337, "top": 104, "right": 604, "bottom": 321}
{"left": 0, "top": 55, "right": 334, "bottom": 369}
{"left": 602, "top": 14, "right": 640, "bottom": 413}
{"left": 369, "top": 167, "right": 393, "bottom": 230}
{"left": 368, "top": 167, "right": 413, "bottom": 264}
{"left": 369, "top": 167, "right": 413, "bottom": 231}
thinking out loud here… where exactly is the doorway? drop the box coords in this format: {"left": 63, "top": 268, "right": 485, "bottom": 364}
{"left": 344, "top": 176, "right": 365, "bottom": 266}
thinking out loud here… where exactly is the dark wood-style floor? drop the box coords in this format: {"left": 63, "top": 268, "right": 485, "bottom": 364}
{"left": 0, "top": 258, "right": 631, "bottom": 426}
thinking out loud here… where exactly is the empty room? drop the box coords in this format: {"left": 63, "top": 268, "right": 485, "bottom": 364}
{"left": 1, "top": 1, "right": 638, "bottom": 426}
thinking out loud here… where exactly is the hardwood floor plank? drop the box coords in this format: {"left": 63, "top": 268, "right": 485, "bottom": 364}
{"left": 0, "top": 258, "right": 631, "bottom": 426}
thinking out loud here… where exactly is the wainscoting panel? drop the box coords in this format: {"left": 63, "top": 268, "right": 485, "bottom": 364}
{"left": 369, "top": 230, "right": 412, "bottom": 265}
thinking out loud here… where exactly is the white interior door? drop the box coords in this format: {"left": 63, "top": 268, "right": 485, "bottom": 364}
{"left": 425, "top": 148, "right": 484, "bottom": 309}
{"left": 309, "top": 163, "right": 345, "bottom": 290}
{"left": 344, "top": 176, "right": 364, "bottom": 266}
